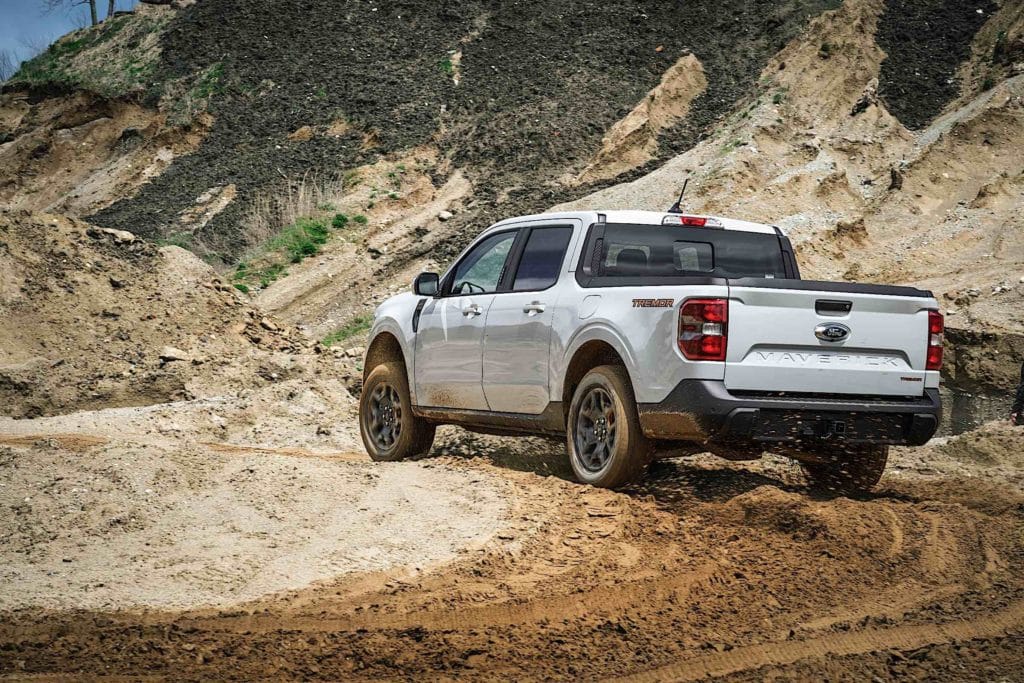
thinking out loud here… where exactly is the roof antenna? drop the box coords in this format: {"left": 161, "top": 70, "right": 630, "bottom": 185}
{"left": 667, "top": 179, "right": 688, "bottom": 214}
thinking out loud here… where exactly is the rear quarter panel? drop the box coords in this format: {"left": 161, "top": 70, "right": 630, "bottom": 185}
{"left": 553, "top": 284, "right": 730, "bottom": 404}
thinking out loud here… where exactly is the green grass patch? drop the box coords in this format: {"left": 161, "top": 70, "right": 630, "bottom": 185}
{"left": 233, "top": 283, "right": 250, "bottom": 294}
{"left": 233, "top": 210, "right": 372, "bottom": 290}
{"left": 993, "top": 31, "right": 1008, "bottom": 64}
{"left": 720, "top": 139, "right": 747, "bottom": 154}
{"left": 262, "top": 216, "right": 330, "bottom": 263}
{"left": 439, "top": 57, "right": 454, "bottom": 75}
{"left": 156, "top": 232, "right": 193, "bottom": 249}
{"left": 322, "top": 314, "right": 374, "bottom": 347}
{"left": 193, "top": 62, "right": 224, "bottom": 99}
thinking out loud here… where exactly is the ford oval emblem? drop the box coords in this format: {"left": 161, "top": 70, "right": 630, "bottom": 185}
{"left": 815, "top": 322, "right": 850, "bottom": 342}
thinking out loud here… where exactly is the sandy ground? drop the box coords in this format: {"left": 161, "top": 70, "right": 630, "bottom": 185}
{"left": 2, "top": 398, "right": 1023, "bottom": 679}
{"left": 0, "top": 439, "right": 508, "bottom": 612}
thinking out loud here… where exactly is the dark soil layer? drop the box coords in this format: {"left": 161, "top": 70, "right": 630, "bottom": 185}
{"left": 725, "top": 634, "right": 1024, "bottom": 682}
{"left": 89, "top": 0, "right": 838, "bottom": 260}
{"left": 876, "top": 0, "right": 995, "bottom": 130}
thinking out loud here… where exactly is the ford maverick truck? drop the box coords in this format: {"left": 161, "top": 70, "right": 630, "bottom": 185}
{"left": 359, "top": 210, "right": 942, "bottom": 490}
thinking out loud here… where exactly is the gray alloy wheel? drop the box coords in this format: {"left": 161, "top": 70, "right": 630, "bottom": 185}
{"left": 359, "top": 362, "right": 435, "bottom": 462}
{"left": 566, "top": 365, "right": 651, "bottom": 488}
{"left": 366, "top": 382, "right": 403, "bottom": 453}
{"left": 574, "top": 386, "right": 619, "bottom": 473}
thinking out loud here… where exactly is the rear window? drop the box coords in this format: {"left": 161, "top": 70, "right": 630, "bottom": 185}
{"left": 580, "top": 224, "right": 787, "bottom": 284}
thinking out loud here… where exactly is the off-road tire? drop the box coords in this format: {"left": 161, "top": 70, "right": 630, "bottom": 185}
{"left": 801, "top": 444, "right": 889, "bottom": 495}
{"left": 360, "top": 362, "right": 435, "bottom": 462}
{"left": 567, "top": 365, "right": 651, "bottom": 488}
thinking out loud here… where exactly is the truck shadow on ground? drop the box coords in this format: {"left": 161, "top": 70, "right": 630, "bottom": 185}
{"left": 431, "top": 429, "right": 887, "bottom": 509}
{"left": 432, "top": 430, "right": 933, "bottom": 514}
{"left": 627, "top": 458, "right": 807, "bottom": 511}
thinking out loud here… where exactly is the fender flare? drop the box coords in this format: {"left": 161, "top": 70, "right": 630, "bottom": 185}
{"left": 555, "top": 323, "right": 639, "bottom": 401}
{"left": 366, "top": 318, "right": 417, "bottom": 398}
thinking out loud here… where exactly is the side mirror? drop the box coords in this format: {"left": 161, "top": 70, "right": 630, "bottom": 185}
{"left": 413, "top": 272, "right": 439, "bottom": 296}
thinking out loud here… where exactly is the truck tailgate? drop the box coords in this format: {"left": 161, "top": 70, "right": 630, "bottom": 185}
{"left": 723, "top": 280, "right": 936, "bottom": 397}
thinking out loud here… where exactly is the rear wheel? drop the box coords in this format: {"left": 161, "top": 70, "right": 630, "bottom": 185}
{"left": 360, "top": 362, "right": 435, "bottom": 461}
{"left": 801, "top": 444, "right": 888, "bottom": 495}
{"left": 567, "top": 365, "right": 651, "bottom": 488}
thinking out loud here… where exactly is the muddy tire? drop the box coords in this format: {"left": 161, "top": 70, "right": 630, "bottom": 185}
{"left": 360, "top": 362, "right": 435, "bottom": 462}
{"left": 567, "top": 365, "right": 651, "bottom": 488}
{"left": 801, "top": 444, "right": 889, "bottom": 495}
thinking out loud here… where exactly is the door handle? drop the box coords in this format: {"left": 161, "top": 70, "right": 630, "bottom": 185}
{"left": 462, "top": 304, "right": 482, "bottom": 317}
{"left": 523, "top": 301, "right": 546, "bottom": 315}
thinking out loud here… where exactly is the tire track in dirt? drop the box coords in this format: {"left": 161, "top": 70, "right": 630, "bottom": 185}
{"left": 0, "top": 433, "right": 108, "bottom": 451}
{"left": 610, "top": 598, "right": 1024, "bottom": 683}
{"left": 0, "top": 432, "right": 367, "bottom": 462}
{"left": 200, "top": 442, "right": 367, "bottom": 462}
{"left": 163, "top": 560, "right": 723, "bottom": 634}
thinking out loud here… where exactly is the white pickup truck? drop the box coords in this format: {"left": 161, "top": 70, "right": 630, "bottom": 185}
{"left": 359, "top": 210, "right": 943, "bottom": 491}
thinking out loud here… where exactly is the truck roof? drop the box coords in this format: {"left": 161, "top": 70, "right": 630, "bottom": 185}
{"left": 490, "top": 210, "right": 780, "bottom": 235}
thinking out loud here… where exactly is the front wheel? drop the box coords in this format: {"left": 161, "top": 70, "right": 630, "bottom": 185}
{"left": 801, "top": 444, "right": 888, "bottom": 495}
{"left": 359, "top": 362, "right": 435, "bottom": 461}
{"left": 567, "top": 365, "right": 651, "bottom": 488}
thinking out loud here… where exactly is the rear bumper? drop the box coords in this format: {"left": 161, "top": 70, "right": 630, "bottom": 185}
{"left": 637, "top": 380, "right": 941, "bottom": 447}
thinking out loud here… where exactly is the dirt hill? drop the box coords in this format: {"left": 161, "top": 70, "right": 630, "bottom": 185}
{"left": 4, "top": 0, "right": 842, "bottom": 258}
{"left": 558, "top": 0, "right": 1024, "bottom": 390}
{"left": 3, "top": 1, "right": 1021, "bottom": 392}
{"left": 0, "top": 209, "right": 357, "bottom": 418}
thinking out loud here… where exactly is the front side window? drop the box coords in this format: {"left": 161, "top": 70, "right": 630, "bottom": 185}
{"left": 512, "top": 226, "right": 573, "bottom": 291}
{"left": 450, "top": 231, "right": 516, "bottom": 294}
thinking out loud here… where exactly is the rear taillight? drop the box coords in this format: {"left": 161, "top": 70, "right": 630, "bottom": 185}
{"left": 679, "top": 298, "right": 728, "bottom": 362}
{"left": 926, "top": 310, "right": 944, "bottom": 371}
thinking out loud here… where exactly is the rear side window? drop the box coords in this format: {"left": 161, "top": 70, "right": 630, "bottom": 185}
{"left": 581, "top": 224, "right": 787, "bottom": 285}
{"left": 512, "top": 227, "right": 573, "bottom": 291}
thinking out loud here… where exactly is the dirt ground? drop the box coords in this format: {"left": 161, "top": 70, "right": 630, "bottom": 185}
{"left": 1, "top": 408, "right": 1022, "bottom": 680}
{"left": 1, "top": 201, "right": 1023, "bottom": 682}
{"left": 0, "top": 210, "right": 359, "bottom": 418}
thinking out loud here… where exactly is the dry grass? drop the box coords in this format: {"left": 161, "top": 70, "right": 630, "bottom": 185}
{"left": 240, "top": 172, "right": 351, "bottom": 249}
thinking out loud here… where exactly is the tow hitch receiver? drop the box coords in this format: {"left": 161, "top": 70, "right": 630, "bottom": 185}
{"left": 800, "top": 420, "right": 848, "bottom": 439}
